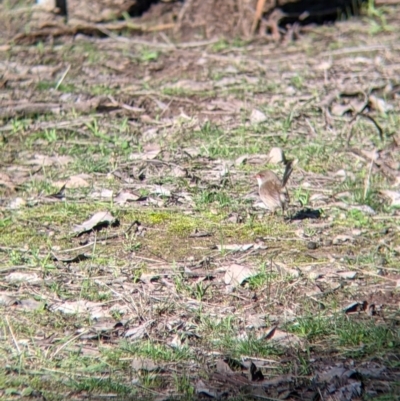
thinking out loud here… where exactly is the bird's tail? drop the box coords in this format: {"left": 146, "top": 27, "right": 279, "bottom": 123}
{"left": 282, "top": 159, "right": 294, "bottom": 187}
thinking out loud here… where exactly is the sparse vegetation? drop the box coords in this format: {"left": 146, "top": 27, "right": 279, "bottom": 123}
{"left": 1, "top": 1, "right": 400, "bottom": 400}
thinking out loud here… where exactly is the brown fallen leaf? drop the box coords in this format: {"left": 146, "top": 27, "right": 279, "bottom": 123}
{"left": 24, "top": 154, "right": 73, "bottom": 167}
{"left": 189, "top": 229, "right": 211, "bottom": 238}
{"left": 0, "top": 292, "right": 19, "bottom": 306}
{"left": 129, "top": 143, "right": 161, "bottom": 160}
{"left": 380, "top": 190, "right": 400, "bottom": 207}
{"left": 332, "top": 235, "right": 353, "bottom": 245}
{"left": 331, "top": 103, "right": 353, "bottom": 116}
{"left": 18, "top": 299, "right": 44, "bottom": 311}
{"left": 0, "top": 98, "right": 104, "bottom": 119}
{"left": 89, "top": 189, "right": 113, "bottom": 200}
{"left": 125, "top": 321, "right": 154, "bottom": 340}
{"left": 224, "top": 263, "right": 256, "bottom": 286}
{"left": 5, "top": 272, "right": 42, "bottom": 284}
{"left": 152, "top": 185, "right": 171, "bottom": 197}
{"left": 0, "top": 172, "right": 15, "bottom": 191}
{"left": 166, "top": 79, "right": 212, "bottom": 92}
{"left": 195, "top": 380, "right": 220, "bottom": 398}
{"left": 235, "top": 155, "right": 248, "bottom": 166}
{"left": 337, "top": 271, "right": 357, "bottom": 280}
{"left": 72, "top": 211, "right": 118, "bottom": 235}
{"left": 50, "top": 300, "right": 109, "bottom": 319}
{"left": 216, "top": 359, "right": 234, "bottom": 375}
{"left": 183, "top": 147, "right": 200, "bottom": 158}
{"left": 5, "top": 166, "right": 34, "bottom": 186}
{"left": 245, "top": 314, "right": 266, "bottom": 329}
{"left": 51, "top": 253, "right": 91, "bottom": 263}
{"left": 171, "top": 166, "right": 188, "bottom": 178}
{"left": 114, "top": 191, "right": 140, "bottom": 206}
{"left": 131, "top": 358, "right": 160, "bottom": 372}
{"left": 245, "top": 154, "right": 270, "bottom": 165}
{"left": 62, "top": 175, "right": 90, "bottom": 189}
{"left": 217, "top": 244, "right": 253, "bottom": 252}
{"left": 369, "top": 94, "right": 393, "bottom": 113}
{"left": 262, "top": 327, "right": 303, "bottom": 348}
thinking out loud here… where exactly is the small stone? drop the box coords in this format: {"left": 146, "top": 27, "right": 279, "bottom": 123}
{"left": 307, "top": 241, "right": 318, "bottom": 250}
{"left": 8, "top": 197, "right": 26, "bottom": 209}
{"left": 268, "top": 147, "right": 285, "bottom": 164}
{"left": 250, "top": 109, "right": 267, "bottom": 124}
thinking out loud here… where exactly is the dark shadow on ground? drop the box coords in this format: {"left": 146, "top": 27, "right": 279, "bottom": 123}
{"left": 289, "top": 208, "right": 322, "bottom": 220}
{"left": 278, "top": 0, "right": 365, "bottom": 26}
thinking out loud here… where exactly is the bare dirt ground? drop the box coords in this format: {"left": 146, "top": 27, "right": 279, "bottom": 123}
{"left": 1, "top": 1, "right": 400, "bottom": 400}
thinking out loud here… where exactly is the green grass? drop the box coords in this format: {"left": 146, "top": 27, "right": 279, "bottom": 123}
{"left": 36, "top": 81, "right": 77, "bottom": 93}
{"left": 1, "top": 10, "right": 400, "bottom": 398}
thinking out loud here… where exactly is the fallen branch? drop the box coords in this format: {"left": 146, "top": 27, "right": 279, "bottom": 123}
{"left": 13, "top": 19, "right": 174, "bottom": 44}
{"left": 0, "top": 97, "right": 144, "bottom": 120}
{"left": 0, "top": 100, "right": 98, "bottom": 119}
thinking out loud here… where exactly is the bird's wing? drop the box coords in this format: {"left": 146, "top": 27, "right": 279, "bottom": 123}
{"left": 261, "top": 180, "right": 282, "bottom": 203}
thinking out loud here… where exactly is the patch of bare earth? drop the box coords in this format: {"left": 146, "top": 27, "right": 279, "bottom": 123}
{"left": 0, "top": 1, "right": 400, "bottom": 400}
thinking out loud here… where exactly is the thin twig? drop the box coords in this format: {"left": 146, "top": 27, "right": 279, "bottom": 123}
{"left": 5, "top": 316, "right": 21, "bottom": 355}
{"left": 321, "top": 44, "right": 398, "bottom": 57}
{"left": 364, "top": 158, "right": 374, "bottom": 200}
{"left": 174, "top": 0, "right": 194, "bottom": 34}
{"left": 55, "top": 64, "right": 70, "bottom": 90}
{"left": 51, "top": 330, "right": 89, "bottom": 359}
{"left": 251, "top": 0, "right": 267, "bottom": 35}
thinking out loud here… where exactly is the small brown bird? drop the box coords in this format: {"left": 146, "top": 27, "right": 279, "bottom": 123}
{"left": 254, "top": 160, "right": 294, "bottom": 214}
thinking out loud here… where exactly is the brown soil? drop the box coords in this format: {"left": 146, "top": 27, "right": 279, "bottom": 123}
{"left": 1, "top": 0, "right": 400, "bottom": 400}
